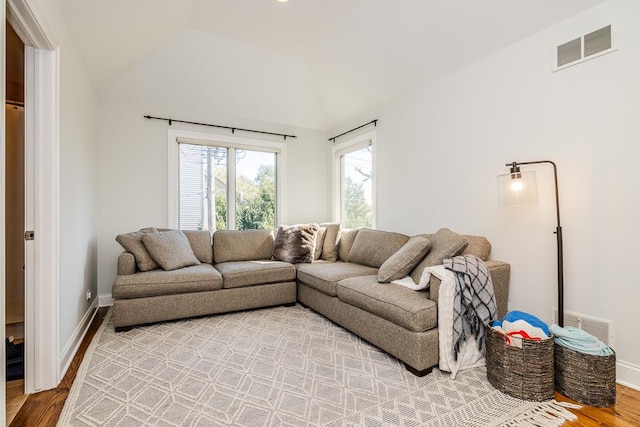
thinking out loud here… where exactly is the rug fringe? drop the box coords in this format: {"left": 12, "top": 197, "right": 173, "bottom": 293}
{"left": 495, "top": 399, "right": 579, "bottom": 427}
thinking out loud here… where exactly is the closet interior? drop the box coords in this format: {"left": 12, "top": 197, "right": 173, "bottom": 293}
{"left": 5, "top": 20, "right": 25, "bottom": 384}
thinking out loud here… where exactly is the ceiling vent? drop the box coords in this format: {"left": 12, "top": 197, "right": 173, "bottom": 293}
{"left": 553, "top": 24, "right": 617, "bottom": 71}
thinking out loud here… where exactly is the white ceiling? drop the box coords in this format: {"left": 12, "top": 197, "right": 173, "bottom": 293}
{"left": 58, "top": 0, "right": 606, "bottom": 130}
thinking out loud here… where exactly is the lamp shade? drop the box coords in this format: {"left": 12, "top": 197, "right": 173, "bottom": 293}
{"left": 497, "top": 170, "right": 538, "bottom": 207}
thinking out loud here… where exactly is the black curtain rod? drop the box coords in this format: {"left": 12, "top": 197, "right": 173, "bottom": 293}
{"left": 144, "top": 115, "right": 297, "bottom": 141}
{"left": 328, "top": 119, "right": 378, "bottom": 142}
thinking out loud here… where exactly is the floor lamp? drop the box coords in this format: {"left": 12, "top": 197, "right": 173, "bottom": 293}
{"left": 497, "top": 161, "right": 564, "bottom": 326}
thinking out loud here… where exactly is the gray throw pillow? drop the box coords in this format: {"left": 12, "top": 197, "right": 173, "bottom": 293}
{"left": 115, "top": 228, "right": 160, "bottom": 272}
{"left": 141, "top": 230, "right": 201, "bottom": 271}
{"left": 338, "top": 229, "right": 359, "bottom": 262}
{"left": 319, "top": 222, "right": 341, "bottom": 262}
{"left": 462, "top": 235, "right": 492, "bottom": 261}
{"left": 272, "top": 223, "right": 319, "bottom": 263}
{"left": 410, "top": 228, "right": 468, "bottom": 284}
{"left": 314, "top": 227, "right": 327, "bottom": 260}
{"left": 378, "top": 236, "right": 431, "bottom": 283}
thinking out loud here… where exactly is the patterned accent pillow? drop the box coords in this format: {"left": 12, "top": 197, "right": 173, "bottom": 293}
{"left": 115, "top": 228, "right": 160, "bottom": 272}
{"left": 378, "top": 236, "right": 431, "bottom": 283}
{"left": 272, "top": 224, "right": 319, "bottom": 264}
{"left": 141, "top": 230, "right": 200, "bottom": 271}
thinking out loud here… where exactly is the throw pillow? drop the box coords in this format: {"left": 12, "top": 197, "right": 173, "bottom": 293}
{"left": 272, "top": 223, "right": 319, "bottom": 263}
{"left": 141, "top": 230, "right": 201, "bottom": 271}
{"left": 462, "top": 235, "right": 492, "bottom": 261}
{"left": 410, "top": 228, "right": 468, "bottom": 284}
{"left": 378, "top": 235, "right": 431, "bottom": 283}
{"left": 314, "top": 227, "right": 327, "bottom": 260}
{"left": 115, "top": 227, "right": 160, "bottom": 272}
{"left": 338, "top": 228, "right": 359, "bottom": 262}
{"left": 319, "top": 222, "right": 341, "bottom": 262}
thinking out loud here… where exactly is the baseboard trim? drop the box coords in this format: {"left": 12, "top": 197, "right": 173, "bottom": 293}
{"left": 59, "top": 299, "right": 99, "bottom": 380}
{"left": 617, "top": 359, "right": 640, "bottom": 391}
{"left": 99, "top": 293, "right": 114, "bottom": 307}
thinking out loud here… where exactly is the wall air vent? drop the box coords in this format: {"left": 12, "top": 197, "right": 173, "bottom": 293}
{"left": 552, "top": 308, "right": 614, "bottom": 347}
{"left": 553, "top": 24, "right": 617, "bottom": 71}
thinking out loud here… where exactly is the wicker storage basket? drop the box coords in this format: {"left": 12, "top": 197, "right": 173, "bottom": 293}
{"left": 554, "top": 343, "right": 616, "bottom": 407}
{"left": 486, "top": 325, "right": 555, "bottom": 401}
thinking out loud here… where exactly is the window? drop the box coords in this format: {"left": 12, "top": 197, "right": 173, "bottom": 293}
{"left": 333, "top": 131, "right": 376, "bottom": 228}
{"left": 169, "top": 131, "right": 285, "bottom": 231}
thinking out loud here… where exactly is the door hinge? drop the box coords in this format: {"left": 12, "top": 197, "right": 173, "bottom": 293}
{"left": 25, "top": 230, "right": 35, "bottom": 241}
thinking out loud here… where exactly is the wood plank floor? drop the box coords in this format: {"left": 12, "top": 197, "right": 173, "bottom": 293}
{"left": 6, "top": 306, "right": 640, "bottom": 426}
{"left": 5, "top": 380, "right": 28, "bottom": 426}
{"left": 7, "top": 306, "right": 109, "bottom": 427}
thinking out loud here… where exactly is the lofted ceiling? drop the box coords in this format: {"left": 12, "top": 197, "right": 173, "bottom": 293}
{"left": 57, "top": 0, "right": 606, "bottom": 130}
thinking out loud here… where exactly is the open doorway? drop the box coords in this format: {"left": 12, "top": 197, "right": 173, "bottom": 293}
{"left": 4, "top": 20, "right": 26, "bottom": 424}
{"left": 2, "top": 1, "right": 61, "bottom": 422}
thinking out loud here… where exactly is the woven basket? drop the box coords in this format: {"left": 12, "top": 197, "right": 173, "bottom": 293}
{"left": 554, "top": 343, "right": 616, "bottom": 407}
{"left": 486, "top": 326, "right": 555, "bottom": 401}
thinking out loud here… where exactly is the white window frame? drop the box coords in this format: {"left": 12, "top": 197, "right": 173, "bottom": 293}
{"left": 331, "top": 130, "right": 377, "bottom": 228}
{"left": 168, "top": 129, "right": 287, "bottom": 229}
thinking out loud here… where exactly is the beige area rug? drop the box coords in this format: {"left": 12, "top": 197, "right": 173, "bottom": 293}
{"left": 58, "top": 305, "right": 579, "bottom": 426}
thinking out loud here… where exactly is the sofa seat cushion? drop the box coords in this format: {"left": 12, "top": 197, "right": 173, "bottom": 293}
{"left": 113, "top": 264, "right": 223, "bottom": 299}
{"left": 215, "top": 260, "right": 296, "bottom": 289}
{"left": 336, "top": 275, "right": 437, "bottom": 332}
{"left": 296, "top": 261, "right": 379, "bottom": 297}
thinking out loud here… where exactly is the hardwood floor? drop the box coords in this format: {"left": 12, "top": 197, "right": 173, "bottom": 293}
{"left": 5, "top": 380, "right": 28, "bottom": 425}
{"left": 7, "top": 307, "right": 108, "bottom": 427}
{"left": 557, "top": 385, "right": 640, "bottom": 426}
{"left": 6, "top": 306, "right": 640, "bottom": 426}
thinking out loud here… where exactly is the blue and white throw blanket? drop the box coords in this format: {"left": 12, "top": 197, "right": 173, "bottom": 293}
{"left": 443, "top": 255, "right": 497, "bottom": 361}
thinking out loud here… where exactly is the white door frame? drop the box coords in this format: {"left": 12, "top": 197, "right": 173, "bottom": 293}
{"left": 1, "top": 1, "right": 7, "bottom": 420}
{"left": 3, "top": 0, "right": 61, "bottom": 401}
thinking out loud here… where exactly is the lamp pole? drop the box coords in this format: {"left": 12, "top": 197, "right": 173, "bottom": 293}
{"left": 506, "top": 161, "right": 564, "bottom": 326}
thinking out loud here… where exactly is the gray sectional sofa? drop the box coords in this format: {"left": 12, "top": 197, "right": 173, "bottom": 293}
{"left": 112, "top": 226, "right": 510, "bottom": 376}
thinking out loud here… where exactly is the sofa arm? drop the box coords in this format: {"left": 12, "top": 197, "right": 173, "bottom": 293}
{"left": 428, "top": 260, "right": 510, "bottom": 319}
{"left": 117, "top": 252, "right": 137, "bottom": 276}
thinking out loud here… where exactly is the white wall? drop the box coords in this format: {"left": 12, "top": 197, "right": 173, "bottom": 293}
{"left": 330, "top": 0, "right": 640, "bottom": 388}
{"left": 96, "top": 97, "right": 328, "bottom": 297}
{"left": 28, "top": 0, "right": 99, "bottom": 358}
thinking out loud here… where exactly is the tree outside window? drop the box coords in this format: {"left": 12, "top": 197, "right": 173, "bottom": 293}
{"left": 179, "top": 143, "right": 276, "bottom": 231}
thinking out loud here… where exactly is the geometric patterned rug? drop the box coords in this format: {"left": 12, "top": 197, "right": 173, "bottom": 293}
{"left": 58, "top": 305, "right": 578, "bottom": 426}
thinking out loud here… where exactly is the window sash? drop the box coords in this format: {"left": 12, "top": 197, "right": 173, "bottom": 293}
{"left": 332, "top": 130, "right": 376, "bottom": 228}
{"left": 168, "top": 130, "right": 286, "bottom": 230}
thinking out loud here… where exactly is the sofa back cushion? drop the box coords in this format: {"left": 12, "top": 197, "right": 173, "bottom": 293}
{"left": 182, "top": 230, "right": 213, "bottom": 264}
{"left": 348, "top": 228, "right": 410, "bottom": 268}
{"left": 213, "top": 229, "right": 275, "bottom": 263}
{"left": 338, "top": 229, "right": 359, "bottom": 262}
{"left": 462, "top": 235, "right": 492, "bottom": 261}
